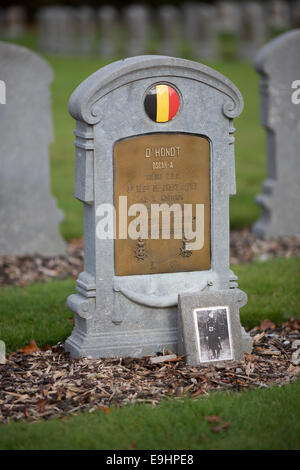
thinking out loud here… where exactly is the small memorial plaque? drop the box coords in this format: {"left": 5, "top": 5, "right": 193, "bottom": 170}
{"left": 178, "top": 289, "right": 252, "bottom": 366}
{"left": 114, "top": 133, "right": 211, "bottom": 276}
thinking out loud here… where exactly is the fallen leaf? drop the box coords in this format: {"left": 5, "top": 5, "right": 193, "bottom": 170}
{"left": 259, "top": 319, "right": 276, "bottom": 331}
{"left": 97, "top": 405, "right": 111, "bottom": 414}
{"left": 205, "top": 415, "right": 222, "bottom": 424}
{"left": 37, "top": 399, "right": 46, "bottom": 412}
{"left": 21, "top": 339, "right": 41, "bottom": 355}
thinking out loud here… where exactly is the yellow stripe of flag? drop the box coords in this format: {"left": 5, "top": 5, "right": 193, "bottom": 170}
{"left": 156, "top": 85, "right": 169, "bottom": 122}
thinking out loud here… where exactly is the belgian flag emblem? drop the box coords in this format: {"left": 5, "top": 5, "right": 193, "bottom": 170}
{"left": 144, "top": 84, "right": 180, "bottom": 123}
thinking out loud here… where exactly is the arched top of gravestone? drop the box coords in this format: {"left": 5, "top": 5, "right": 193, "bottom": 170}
{"left": 68, "top": 55, "right": 244, "bottom": 125}
{"left": 0, "top": 41, "right": 53, "bottom": 82}
{"left": 255, "top": 29, "right": 300, "bottom": 75}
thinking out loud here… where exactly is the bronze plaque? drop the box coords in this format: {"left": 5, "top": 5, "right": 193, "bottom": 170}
{"left": 114, "top": 133, "right": 210, "bottom": 276}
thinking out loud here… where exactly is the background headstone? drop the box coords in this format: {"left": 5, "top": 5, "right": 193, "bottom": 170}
{"left": 292, "top": 0, "right": 300, "bottom": 27}
{"left": 0, "top": 340, "right": 5, "bottom": 365}
{"left": 4, "top": 5, "right": 26, "bottom": 39}
{"left": 157, "top": 5, "right": 180, "bottom": 57}
{"left": 267, "top": 0, "right": 291, "bottom": 34}
{"left": 75, "top": 6, "right": 95, "bottom": 56}
{"left": 194, "top": 5, "right": 219, "bottom": 61}
{"left": 239, "top": 2, "right": 267, "bottom": 61}
{"left": 216, "top": 1, "right": 241, "bottom": 35}
{"left": 0, "top": 42, "right": 65, "bottom": 255}
{"left": 98, "top": 6, "right": 118, "bottom": 58}
{"left": 252, "top": 30, "right": 300, "bottom": 238}
{"left": 123, "top": 5, "right": 150, "bottom": 56}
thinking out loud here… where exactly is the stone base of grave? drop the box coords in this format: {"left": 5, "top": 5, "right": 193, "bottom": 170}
{"left": 65, "top": 326, "right": 178, "bottom": 359}
{"left": 65, "top": 287, "right": 252, "bottom": 360}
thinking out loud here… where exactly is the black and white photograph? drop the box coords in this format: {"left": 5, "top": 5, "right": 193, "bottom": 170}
{"left": 193, "top": 306, "right": 233, "bottom": 363}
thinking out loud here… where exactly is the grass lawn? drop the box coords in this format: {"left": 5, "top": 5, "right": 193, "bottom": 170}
{"left": 1, "top": 382, "right": 300, "bottom": 450}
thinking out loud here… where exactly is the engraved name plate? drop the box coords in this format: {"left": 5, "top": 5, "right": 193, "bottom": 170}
{"left": 114, "top": 133, "right": 211, "bottom": 276}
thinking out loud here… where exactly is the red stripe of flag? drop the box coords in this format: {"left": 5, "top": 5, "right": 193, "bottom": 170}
{"left": 168, "top": 86, "right": 180, "bottom": 121}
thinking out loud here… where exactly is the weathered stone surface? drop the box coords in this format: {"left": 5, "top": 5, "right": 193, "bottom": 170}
{"left": 0, "top": 42, "right": 65, "bottom": 255}
{"left": 66, "top": 55, "right": 246, "bottom": 359}
{"left": 178, "top": 289, "right": 252, "bottom": 366}
{"left": 253, "top": 30, "right": 300, "bottom": 239}
{"left": 0, "top": 340, "right": 5, "bottom": 365}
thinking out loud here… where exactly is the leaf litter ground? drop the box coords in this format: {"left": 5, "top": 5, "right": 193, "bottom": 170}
{"left": 1, "top": 318, "right": 300, "bottom": 424}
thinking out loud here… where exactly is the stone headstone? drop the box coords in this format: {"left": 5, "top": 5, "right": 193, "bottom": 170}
{"left": 183, "top": 4, "right": 219, "bottom": 60}
{"left": 0, "top": 42, "right": 66, "bottom": 256}
{"left": 4, "top": 5, "right": 26, "bottom": 39}
{"left": 178, "top": 290, "right": 252, "bottom": 366}
{"left": 123, "top": 5, "right": 150, "bottom": 56}
{"left": 252, "top": 30, "right": 300, "bottom": 239}
{"left": 216, "top": 1, "right": 241, "bottom": 34}
{"left": 98, "top": 6, "right": 118, "bottom": 58}
{"left": 36, "top": 7, "right": 52, "bottom": 53}
{"left": 37, "top": 6, "right": 75, "bottom": 55}
{"left": 157, "top": 5, "right": 180, "bottom": 57}
{"left": 0, "top": 340, "right": 5, "bottom": 365}
{"left": 267, "top": 0, "right": 291, "bottom": 34}
{"left": 66, "top": 55, "right": 250, "bottom": 358}
{"left": 239, "top": 2, "right": 267, "bottom": 61}
{"left": 194, "top": 5, "right": 219, "bottom": 61}
{"left": 292, "top": 0, "right": 300, "bottom": 28}
{"left": 56, "top": 7, "right": 77, "bottom": 56}
{"left": 75, "top": 6, "right": 95, "bottom": 56}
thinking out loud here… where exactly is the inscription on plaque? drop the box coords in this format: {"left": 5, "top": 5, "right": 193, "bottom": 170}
{"left": 114, "top": 133, "right": 210, "bottom": 276}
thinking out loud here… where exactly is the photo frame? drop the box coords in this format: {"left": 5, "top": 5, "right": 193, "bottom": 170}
{"left": 193, "top": 306, "right": 233, "bottom": 363}
{"left": 178, "top": 289, "right": 252, "bottom": 366}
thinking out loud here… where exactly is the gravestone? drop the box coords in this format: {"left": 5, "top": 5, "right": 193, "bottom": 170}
{"left": 0, "top": 42, "right": 65, "bottom": 256}
{"left": 123, "top": 5, "right": 150, "bottom": 56}
{"left": 216, "top": 1, "right": 241, "bottom": 34}
{"left": 239, "top": 2, "right": 267, "bottom": 61}
{"left": 194, "top": 5, "right": 219, "bottom": 60}
{"left": 0, "top": 340, "right": 5, "bottom": 365}
{"left": 292, "top": 0, "right": 300, "bottom": 28}
{"left": 66, "top": 55, "right": 252, "bottom": 359}
{"left": 252, "top": 30, "right": 300, "bottom": 239}
{"left": 267, "top": 0, "right": 291, "bottom": 34}
{"left": 98, "top": 6, "right": 118, "bottom": 58}
{"left": 183, "top": 4, "right": 219, "bottom": 60}
{"left": 157, "top": 5, "right": 180, "bottom": 57}
{"left": 4, "top": 6, "right": 26, "bottom": 39}
{"left": 56, "top": 7, "right": 76, "bottom": 56}
{"left": 75, "top": 6, "right": 95, "bottom": 56}
{"left": 36, "top": 7, "right": 52, "bottom": 53}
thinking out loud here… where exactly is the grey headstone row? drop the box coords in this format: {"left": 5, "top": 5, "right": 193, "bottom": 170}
{"left": 28, "top": 2, "right": 300, "bottom": 61}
